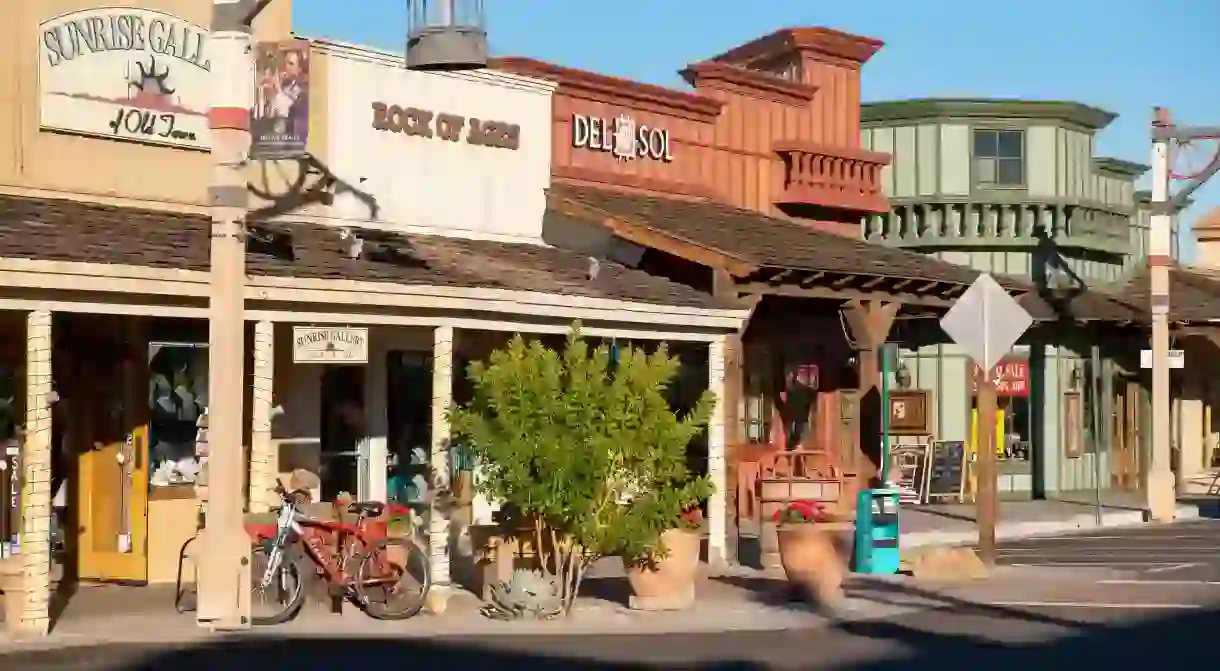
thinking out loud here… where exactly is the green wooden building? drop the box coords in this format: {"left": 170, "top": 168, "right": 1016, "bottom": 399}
{"left": 860, "top": 99, "right": 1178, "bottom": 498}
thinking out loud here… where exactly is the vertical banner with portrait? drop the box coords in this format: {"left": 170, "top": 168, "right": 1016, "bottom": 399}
{"left": 251, "top": 39, "right": 310, "bottom": 159}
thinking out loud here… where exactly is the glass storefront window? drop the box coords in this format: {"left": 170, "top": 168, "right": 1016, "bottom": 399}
{"left": 147, "top": 342, "right": 209, "bottom": 488}
{"left": 743, "top": 346, "right": 772, "bottom": 444}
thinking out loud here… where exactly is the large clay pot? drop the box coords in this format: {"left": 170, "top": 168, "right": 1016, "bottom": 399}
{"left": 776, "top": 522, "right": 852, "bottom": 606}
{"left": 624, "top": 529, "right": 701, "bottom": 602}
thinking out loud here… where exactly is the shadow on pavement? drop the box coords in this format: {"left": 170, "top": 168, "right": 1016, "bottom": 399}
{"left": 712, "top": 573, "right": 1094, "bottom": 630}
{"left": 8, "top": 636, "right": 767, "bottom": 670}
{"left": 831, "top": 605, "right": 1220, "bottom": 669}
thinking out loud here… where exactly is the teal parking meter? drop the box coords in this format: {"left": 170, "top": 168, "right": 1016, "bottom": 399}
{"left": 853, "top": 488, "right": 901, "bottom": 574}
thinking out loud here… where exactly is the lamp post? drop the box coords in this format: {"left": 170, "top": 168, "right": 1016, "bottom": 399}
{"left": 196, "top": 0, "right": 490, "bottom": 629}
{"left": 1148, "top": 109, "right": 1220, "bottom": 522}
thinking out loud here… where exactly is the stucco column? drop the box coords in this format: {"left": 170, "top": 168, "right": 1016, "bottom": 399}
{"left": 1206, "top": 385, "right": 1219, "bottom": 472}
{"left": 248, "top": 321, "right": 276, "bottom": 513}
{"left": 364, "top": 333, "right": 388, "bottom": 503}
{"left": 707, "top": 335, "right": 728, "bottom": 567}
{"left": 18, "top": 310, "right": 52, "bottom": 636}
{"left": 429, "top": 326, "right": 454, "bottom": 592}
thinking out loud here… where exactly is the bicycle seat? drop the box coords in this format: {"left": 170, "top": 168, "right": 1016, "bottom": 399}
{"left": 348, "top": 501, "right": 385, "bottom": 517}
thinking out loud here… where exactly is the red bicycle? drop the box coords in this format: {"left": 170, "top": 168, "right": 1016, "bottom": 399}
{"left": 245, "top": 480, "right": 430, "bottom": 624}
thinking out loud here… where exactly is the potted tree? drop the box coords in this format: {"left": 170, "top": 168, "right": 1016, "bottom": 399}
{"left": 450, "top": 326, "right": 714, "bottom": 617}
{"left": 620, "top": 505, "right": 708, "bottom": 609}
{"left": 773, "top": 500, "right": 853, "bottom": 607}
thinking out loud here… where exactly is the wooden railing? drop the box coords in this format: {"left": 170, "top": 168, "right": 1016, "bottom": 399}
{"left": 774, "top": 141, "right": 890, "bottom": 215}
{"left": 734, "top": 443, "right": 855, "bottom": 525}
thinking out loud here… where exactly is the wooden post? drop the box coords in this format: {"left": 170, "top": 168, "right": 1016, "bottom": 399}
{"left": 975, "top": 371, "right": 998, "bottom": 566}
{"left": 842, "top": 300, "right": 900, "bottom": 493}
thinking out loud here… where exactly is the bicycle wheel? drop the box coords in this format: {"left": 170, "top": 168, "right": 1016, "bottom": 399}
{"left": 249, "top": 541, "right": 308, "bottom": 625}
{"left": 354, "top": 537, "right": 430, "bottom": 620}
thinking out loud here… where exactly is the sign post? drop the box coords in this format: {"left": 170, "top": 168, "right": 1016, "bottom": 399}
{"left": 939, "top": 274, "right": 1034, "bottom": 565}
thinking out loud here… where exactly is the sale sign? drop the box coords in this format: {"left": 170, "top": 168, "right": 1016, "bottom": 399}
{"left": 972, "top": 358, "right": 1030, "bottom": 397}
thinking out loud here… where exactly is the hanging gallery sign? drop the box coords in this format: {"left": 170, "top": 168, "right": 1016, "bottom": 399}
{"left": 252, "top": 40, "right": 311, "bottom": 159}
{"left": 293, "top": 327, "right": 369, "bottom": 364}
{"left": 38, "top": 9, "right": 212, "bottom": 150}
{"left": 571, "top": 113, "right": 673, "bottom": 162}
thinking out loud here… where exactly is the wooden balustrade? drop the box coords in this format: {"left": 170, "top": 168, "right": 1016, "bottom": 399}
{"left": 774, "top": 141, "right": 890, "bottom": 215}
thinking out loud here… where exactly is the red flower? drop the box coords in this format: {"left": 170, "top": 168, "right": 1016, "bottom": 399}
{"left": 679, "top": 507, "right": 704, "bottom": 531}
{"left": 772, "top": 499, "right": 830, "bottom": 524}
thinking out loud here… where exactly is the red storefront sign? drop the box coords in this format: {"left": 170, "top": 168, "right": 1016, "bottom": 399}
{"left": 972, "top": 359, "right": 1030, "bottom": 397}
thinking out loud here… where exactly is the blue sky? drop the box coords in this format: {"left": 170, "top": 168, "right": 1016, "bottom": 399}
{"left": 294, "top": 0, "right": 1220, "bottom": 260}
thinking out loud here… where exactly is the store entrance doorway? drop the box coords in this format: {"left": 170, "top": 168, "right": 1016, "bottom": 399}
{"left": 61, "top": 316, "right": 150, "bottom": 584}
{"left": 319, "top": 365, "right": 365, "bottom": 501}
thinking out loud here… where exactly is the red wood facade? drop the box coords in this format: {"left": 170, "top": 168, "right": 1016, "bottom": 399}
{"left": 497, "top": 27, "right": 904, "bottom": 528}
{"left": 495, "top": 26, "right": 891, "bottom": 237}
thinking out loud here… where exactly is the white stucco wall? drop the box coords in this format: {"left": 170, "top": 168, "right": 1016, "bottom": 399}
{"left": 323, "top": 41, "right": 556, "bottom": 242}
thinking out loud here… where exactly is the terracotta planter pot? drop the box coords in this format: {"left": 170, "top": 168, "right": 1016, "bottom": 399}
{"left": 624, "top": 529, "right": 701, "bottom": 604}
{"left": 776, "top": 522, "right": 852, "bottom": 606}
{"left": 385, "top": 533, "right": 413, "bottom": 567}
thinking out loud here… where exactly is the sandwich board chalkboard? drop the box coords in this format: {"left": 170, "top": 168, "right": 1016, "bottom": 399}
{"left": 926, "top": 440, "right": 966, "bottom": 502}
{"left": 889, "top": 444, "right": 930, "bottom": 505}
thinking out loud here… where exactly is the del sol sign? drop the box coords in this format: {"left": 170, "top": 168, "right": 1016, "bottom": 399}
{"left": 39, "top": 9, "right": 212, "bottom": 150}
{"left": 571, "top": 113, "right": 673, "bottom": 162}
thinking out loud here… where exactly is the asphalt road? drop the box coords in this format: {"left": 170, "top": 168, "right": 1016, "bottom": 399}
{"left": 995, "top": 517, "right": 1220, "bottom": 582}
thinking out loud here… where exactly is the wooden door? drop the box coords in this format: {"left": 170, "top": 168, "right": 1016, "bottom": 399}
{"left": 1110, "top": 379, "right": 1142, "bottom": 490}
{"left": 75, "top": 336, "right": 149, "bottom": 583}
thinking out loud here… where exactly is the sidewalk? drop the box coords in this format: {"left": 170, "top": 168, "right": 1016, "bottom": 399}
{"left": 897, "top": 491, "right": 1204, "bottom": 547}
{"left": 1, "top": 572, "right": 949, "bottom": 653}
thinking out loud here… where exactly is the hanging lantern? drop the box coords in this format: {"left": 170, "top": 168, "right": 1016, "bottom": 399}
{"left": 406, "top": 0, "right": 488, "bottom": 71}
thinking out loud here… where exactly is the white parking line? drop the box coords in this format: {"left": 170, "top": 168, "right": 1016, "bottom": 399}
{"left": 1008, "top": 562, "right": 1194, "bottom": 567}
{"left": 1146, "top": 563, "right": 1200, "bottom": 573}
{"left": 1003, "top": 534, "right": 1217, "bottom": 542}
{"left": 985, "top": 601, "right": 1202, "bottom": 610}
{"left": 1100, "top": 579, "right": 1220, "bottom": 585}
{"left": 999, "top": 547, "right": 1220, "bottom": 553}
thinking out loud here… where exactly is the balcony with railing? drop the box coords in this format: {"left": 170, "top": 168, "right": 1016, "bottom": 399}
{"left": 774, "top": 141, "right": 890, "bottom": 215}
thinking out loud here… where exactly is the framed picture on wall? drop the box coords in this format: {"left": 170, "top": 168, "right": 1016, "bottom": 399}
{"left": 1063, "top": 391, "right": 1083, "bottom": 459}
{"left": 889, "top": 389, "right": 931, "bottom": 435}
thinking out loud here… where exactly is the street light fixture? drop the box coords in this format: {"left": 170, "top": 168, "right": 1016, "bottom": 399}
{"left": 406, "top": 0, "right": 489, "bottom": 71}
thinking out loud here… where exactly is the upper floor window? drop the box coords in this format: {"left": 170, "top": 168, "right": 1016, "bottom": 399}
{"left": 973, "top": 129, "right": 1025, "bottom": 187}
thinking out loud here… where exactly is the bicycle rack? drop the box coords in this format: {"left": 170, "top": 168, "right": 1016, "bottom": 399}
{"left": 174, "top": 534, "right": 200, "bottom": 613}
{"left": 174, "top": 504, "right": 207, "bottom": 614}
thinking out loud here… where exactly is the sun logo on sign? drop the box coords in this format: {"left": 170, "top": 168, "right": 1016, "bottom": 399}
{"left": 126, "top": 56, "right": 177, "bottom": 111}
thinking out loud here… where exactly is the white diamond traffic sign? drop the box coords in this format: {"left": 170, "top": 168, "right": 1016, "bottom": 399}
{"left": 939, "top": 273, "right": 1033, "bottom": 372}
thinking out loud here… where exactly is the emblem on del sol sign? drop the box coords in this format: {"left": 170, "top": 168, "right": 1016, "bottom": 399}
{"left": 38, "top": 9, "right": 213, "bottom": 150}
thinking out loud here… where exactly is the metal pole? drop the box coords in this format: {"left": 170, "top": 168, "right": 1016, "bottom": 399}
{"left": 976, "top": 372, "right": 998, "bottom": 566}
{"left": 1090, "top": 345, "right": 1103, "bottom": 526}
{"left": 195, "top": 0, "right": 258, "bottom": 630}
{"left": 1148, "top": 111, "right": 1177, "bottom": 522}
{"left": 880, "top": 344, "right": 891, "bottom": 485}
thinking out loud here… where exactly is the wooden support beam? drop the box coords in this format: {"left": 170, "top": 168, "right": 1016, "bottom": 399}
{"left": 767, "top": 269, "right": 795, "bottom": 284}
{"left": 799, "top": 272, "right": 827, "bottom": 287}
{"left": 841, "top": 299, "right": 901, "bottom": 492}
{"left": 842, "top": 299, "right": 902, "bottom": 350}
{"left": 734, "top": 282, "right": 954, "bottom": 308}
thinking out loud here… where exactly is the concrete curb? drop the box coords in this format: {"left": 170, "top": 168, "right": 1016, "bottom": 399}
{"left": 900, "top": 503, "right": 1201, "bottom": 548}
{"left": 0, "top": 597, "right": 925, "bottom": 653}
